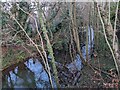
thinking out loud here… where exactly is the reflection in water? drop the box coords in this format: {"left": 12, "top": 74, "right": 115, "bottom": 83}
{"left": 2, "top": 59, "right": 52, "bottom": 88}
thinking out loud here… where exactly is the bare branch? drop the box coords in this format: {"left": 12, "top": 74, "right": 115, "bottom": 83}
{"left": 97, "top": 3, "right": 120, "bottom": 77}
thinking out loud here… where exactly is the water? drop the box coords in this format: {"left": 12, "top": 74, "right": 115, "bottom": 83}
{"left": 67, "top": 26, "right": 94, "bottom": 72}
{"left": 2, "top": 26, "right": 94, "bottom": 88}
{"left": 82, "top": 26, "right": 94, "bottom": 59}
{"left": 2, "top": 59, "right": 53, "bottom": 88}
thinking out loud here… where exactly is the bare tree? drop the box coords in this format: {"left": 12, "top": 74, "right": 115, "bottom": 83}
{"left": 96, "top": 1, "right": 120, "bottom": 78}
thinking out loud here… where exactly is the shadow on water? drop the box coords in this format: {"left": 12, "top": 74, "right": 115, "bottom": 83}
{"left": 2, "top": 26, "right": 94, "bottom": 88}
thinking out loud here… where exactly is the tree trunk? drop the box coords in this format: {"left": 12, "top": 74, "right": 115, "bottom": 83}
{"left": 69, "top": 2, "right": 86, "bottom": 64}
{"left": 97, "top": 2, "right": 120, "bottom": 77}
{"left": 38, "top": 3, "right": 60, "bottom": 87}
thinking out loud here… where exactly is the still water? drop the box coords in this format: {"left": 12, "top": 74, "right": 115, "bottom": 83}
{"left": 2, "top": 58, "right": 56, "bottom": 88}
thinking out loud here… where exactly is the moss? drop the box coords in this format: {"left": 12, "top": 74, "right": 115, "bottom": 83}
{"left": 2, "top": 46, "right": 30, "bottom": 70}
{"left": 16, "top": 51, "right": 25, "bottom": 60}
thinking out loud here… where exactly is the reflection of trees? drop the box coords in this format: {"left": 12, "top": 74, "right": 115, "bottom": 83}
{"left": 15, "top": 63, "right": 36, "bottom": 87}
{"left": 2, "top": 75, "right": 10, "bottom": 88}
{"left": 3, "top": 63, "right": 37, "bottom": 88}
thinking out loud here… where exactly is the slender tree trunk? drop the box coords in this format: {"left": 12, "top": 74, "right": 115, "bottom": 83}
{"left": 70, "top": 2, "right": 86, "bottom": 64}
{"left": 97, "top": 2, "right": 120, "bottom": 77}
{"left": 0, "top": 6, "right": 2, "bottom": 88}
{"left": 38, "top": 2, "right": 60, "bottom": 87}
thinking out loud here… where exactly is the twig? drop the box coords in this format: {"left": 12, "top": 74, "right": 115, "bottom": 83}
{"left": 21, "top": 43, "right": 32, "bottom": 56}
{"left": 108, "top": 1, "right": 111, "bottom": 23}
{"left": 97, "top": 4, "right": 120, "bottom": 78}
{"left": 113, "top": 1, "right": 119, "bottom": 49}
{"left": 9, "top": 13, "right": 51, "bottom": 79}
{"left": 72, "top": 72, "right": 81, "bottom": 85}
{"left": 88, "top": 64, "right": 117, "bottom": 78}
{"left": 11, "top": 30, "right": 23, "bottom": 41}
{"left": 37, "top": 2, "right": 58, "bottom": 87}
{"left": 18, "top": 6, "right": 53, "bottom": 86}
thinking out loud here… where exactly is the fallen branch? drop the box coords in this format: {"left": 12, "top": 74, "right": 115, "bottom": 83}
{"left": 72, "top": 72, "right": 81, "bottom": 85}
